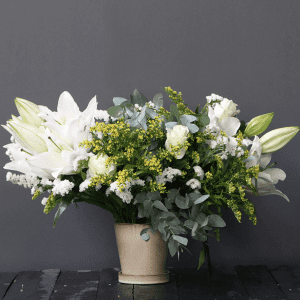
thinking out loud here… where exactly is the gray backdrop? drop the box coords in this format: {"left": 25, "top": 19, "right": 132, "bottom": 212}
{"left": 0, "top": 0, "right": 299, "bottom": 272}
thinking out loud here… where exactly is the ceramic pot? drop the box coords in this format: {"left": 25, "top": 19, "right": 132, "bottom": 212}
{"left": 114, "top": 222, "right": 170, "bottom": 284}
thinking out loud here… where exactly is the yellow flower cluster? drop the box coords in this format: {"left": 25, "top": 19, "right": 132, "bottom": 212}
{"left": 115, "top": 169, "right": 136, "bottom": 192}
{"left": 228, "top": 182, "right": 236, "bottom": 194}
{"left": 227, "top": 199, "right": 242, "bottom": 222}
{"left": 90, "top": 173, "right": 112, "bottom": 188}
{"left": 246, "top": 165, "right": 260, "bottom": 179}
{"left": 192, "top": 151, "right": 200, "bottom": 163}
{"left": 164, "top": 86, "right": 195, "bottom": 116}
{"left": 235, "top": 130, "right": 244, "bottom": 147}
{"left": 143, "top": 155, "right": 162, "bottom": 175}
{"left": 205, "top": 171, "right": 213, "bottom": 180}
{"left": 220, "top": 130, "right": 227, "bottom": 137}
{"left": 215, "top": 155, "right": 223, "bottom": 169}
{"left": 149, "top": 180, "right": 167, "bottom": 193}
{"left": 32, "top": 190, "right": 41, "bottom": 200}
{"left": 43, "top": 193, "right": 57, "bottom": 214}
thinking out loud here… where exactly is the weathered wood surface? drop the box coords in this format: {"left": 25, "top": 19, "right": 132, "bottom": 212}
{"left": 0, "top": 265, "right": 299, "bottom": 299}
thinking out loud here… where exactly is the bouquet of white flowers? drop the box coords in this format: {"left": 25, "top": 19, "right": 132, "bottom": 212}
{"left": 3, "top": 87, "right": 299, "bottom": 270}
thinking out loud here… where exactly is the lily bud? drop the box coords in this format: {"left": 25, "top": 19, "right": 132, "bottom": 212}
{"left": 260, "top": 126, "right": 300, "bottom": 153}
{"left": 244, "top": 112, "right": 274, "bottom": 137}
{"left": 2, "top": 118, "right": 47, "bottom": 154}
{"left": 14, "top": 97, "right": 43, "bottom": 127}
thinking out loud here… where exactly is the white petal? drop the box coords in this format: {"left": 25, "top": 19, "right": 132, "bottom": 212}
{"left": 219, "top": 117, "right": 240, "bottom": 137}
{"left": 57, "top": 91, "right": 81, "bottom": 123}
{"left": 263, "top": 168, "right": 286, "bottom": 184}
{"left": 259, "top": 153, "right": 272, "bottom": 169}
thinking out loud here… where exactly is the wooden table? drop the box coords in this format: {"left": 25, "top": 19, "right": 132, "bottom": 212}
{"left": 0, "top": 265, "right": 299, "bottom": 299}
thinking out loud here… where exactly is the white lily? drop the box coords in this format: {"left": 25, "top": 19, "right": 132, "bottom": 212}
{"left": 242, "top": 152, "right": 289, "bottom": 202}
{"left": 26, "top": 94, "right": 98, "bottom": 178}
{"left": 2, "top": 115, "right": 47, "bottom": 154}
{"left": 14, "top": 97, "right": 43, "bottom": 127}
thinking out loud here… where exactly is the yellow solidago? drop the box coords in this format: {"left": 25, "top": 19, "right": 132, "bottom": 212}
{"left": 143, "top": 155, "right": 162, "bottom": 174}
{"left": 227, "top": 199, "right": 242, "bottom": 223}
{"left": 235, "top": 130, "right": 244, "bottom": 147}
{"left": 215, "top": 155, "right": 223, "bottom": 169}
{"left": 192, "top": 151, "right": 200, "bottom": 163}
{"left": 149, "top": 180, "right": 167, "bottom": 193}
{"left": 246, "top": 165, "right": 260, "bottom": 179}
{"left": 43, "top": 193, "right": 57, "bottom": 214}
{"left": 205, "top": 171, "right": 213, "bottom": 180}
{"left": 32, "top": 190, "right": 41, "bottom": 200}
{"left": 228, "top": 182, "right": 236, "bottom": 194}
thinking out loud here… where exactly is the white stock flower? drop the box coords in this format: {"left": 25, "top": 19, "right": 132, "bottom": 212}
{"left": 52, "top": 179, "right": 74, "bottom": 196}
{"left": 41, "top": 197, "right": 48, "bottom": 205}
{"left": 186, "top": 178, "right": 201, "bottom": 189}
{"left": 165, "top": 125, "right": 189, "bottom": 159}
{"left": 193, "top": 166, "right": 205, "bottom": 180}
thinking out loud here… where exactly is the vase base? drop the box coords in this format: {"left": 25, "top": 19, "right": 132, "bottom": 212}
{"left": 118, "top": 270, "right": 170, "bottom": 285}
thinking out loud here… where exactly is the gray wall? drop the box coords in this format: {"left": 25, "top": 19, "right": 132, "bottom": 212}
{"left": 0, "top": 0, "right": 299, "bottom": 272}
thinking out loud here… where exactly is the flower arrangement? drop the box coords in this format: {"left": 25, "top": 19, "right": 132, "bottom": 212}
{"left": 3, "top": 87, "right": 299, "bottom": 269}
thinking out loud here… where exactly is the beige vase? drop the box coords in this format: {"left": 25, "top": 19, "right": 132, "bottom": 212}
{"left": 114, "top": 222, "right": 170, "bottom": 284}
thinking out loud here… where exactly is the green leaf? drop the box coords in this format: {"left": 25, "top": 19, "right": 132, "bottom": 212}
{"left": 172, "top": 235, "right": 188, "bottom": 246}
{"left": 184, "top": 219, "right": 196, "bottom": 229}
{"left": 179, "top": 211, "right": 189, "bottom": 219}
{"left": 197, "top": 248, "right": 206, "bottom": 270}
{"left": 153, "top": 93, "right": 163, "bottom": 108}
{"left": 81, "top": 171, "right": 86, "bottom": 181}
{"left": 196, "top": 213, "right": 207, "bottom": 226}
{"left": 170, "top": 105, "right": 180, "bottom": 122}
{"left": 175, "top": 195, "right": 189, "bottom": 209}
{"left": 168, "top": 236, "right": 178, "bottom": 257}
{"left": 143, "top": 200, "right": 152, "bottom": 217}
{"left": 53, "top": 201, "right": 69, "bottom": 228}
{"left": 191, "top": 222, "right": 198, "bottom": 236}
{"left": 107, "top": 106, "right": 123, "bottom": 118}
{"left": 194, "top": 194, "right": 210, "bottom": 205}
{"left": 132, "top": 89, "right": 147, "bottom": 107}
{"left": 153, "top": 200, "right": 169, "bottom": 212}
{"left": 207, "top": 214, "right": 226, "bottom": 227}
{"left": 200, "top": 114, "right": 210, "bottom": 126}
{"left": 113, "top": 97, "right": 128, "bottom": 106}
{"left": 195, "top": 104, "right": 200, "bottom": 115}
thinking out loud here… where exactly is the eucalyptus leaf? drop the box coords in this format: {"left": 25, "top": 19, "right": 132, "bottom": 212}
{"left": 153, "top": 93, "right": 163, "bottom": 108}
{"left": 175, "top": 194, "right": 189, "bottom": 209}
{"left": 186, "top": 123, "right": 199, "bottom": 133}
{"left": 172, "top": 235, "right": 188, "bottom": 246}
{"left": 200, "top": 114, "right": 210, "bottom": 126}
{"left": 170, "top": 105, "right": 180, "bottom": 121}
{"left": 207, "top": 214, "right": 226, "bottom": 227}
{"left": 153, "top": 200, "right": 169, "bottom": 212}
{"left": 143, "top": 200, "right": 152, "bottom": 217}
{"left": 180, "top": 115, "right": 197, "bottom": 124}
{"left": 165, "top": 122, "right": 178, "bottom": 129}
{"left": 141, "top": 233, "right": 150, "bottom": 242}
{"left": 53, "top": 201, "right": 69, "bottom": 228}
{"left": 113, "top": 97, "right": 128, "bottom": 106}
{"left": 191, "top": 222, "right": 198, "bottom": 236}
{"left": 194, "top": 194, "right": 210, "bottom": 205}
{"left": 168, "top": 236, "right": 178, "bottom": 257}
{"left": 146, "top": 107, "right": 157, "bottom": 119}
{"left": 243, "top": 155, "right": 256, "bottom": 163}
{"left": 147, "top": 191, "right": 162, "bottom": 201}
{"left": 135, "top": 192, "right": 147, "bottom": 203}
{"left": 107, "top": 106, "right": 123, "bottom": 118}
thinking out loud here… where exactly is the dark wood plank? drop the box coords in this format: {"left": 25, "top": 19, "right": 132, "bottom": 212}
{"left": 96, "top": 267, "right": 133, "bottom": 300}
{"left": 0, "top": 272, "right": 18, "bottom": 299}
{"left": 208, "top": 265, "right": 249, "bottom": 300}
{"left": 133, "top": 267, "right": 179, "bottom": 300}
{"left": 268, "top": 265, "right": 300, "bottom": 300}
{"left": 235, "top": 265, "right": 287, "bottom": 300}
{"left": 49, "top": 270, "right": 99, "bottom": 300}
{"left": 3, "top": 269, "right": 60, "bottom": 300}
{"left": 174, "top": 266, "right": 214, "bottom": 300}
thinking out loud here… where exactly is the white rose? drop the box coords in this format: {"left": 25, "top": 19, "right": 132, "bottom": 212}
{"left": 165, "top": 125, "right": 189, "bottom": 159}
{"left": 214, "top": 98, "right": 238, "bottom": 122}
{"left": 88, "top": 153, "right": 116, "bottom": 177}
